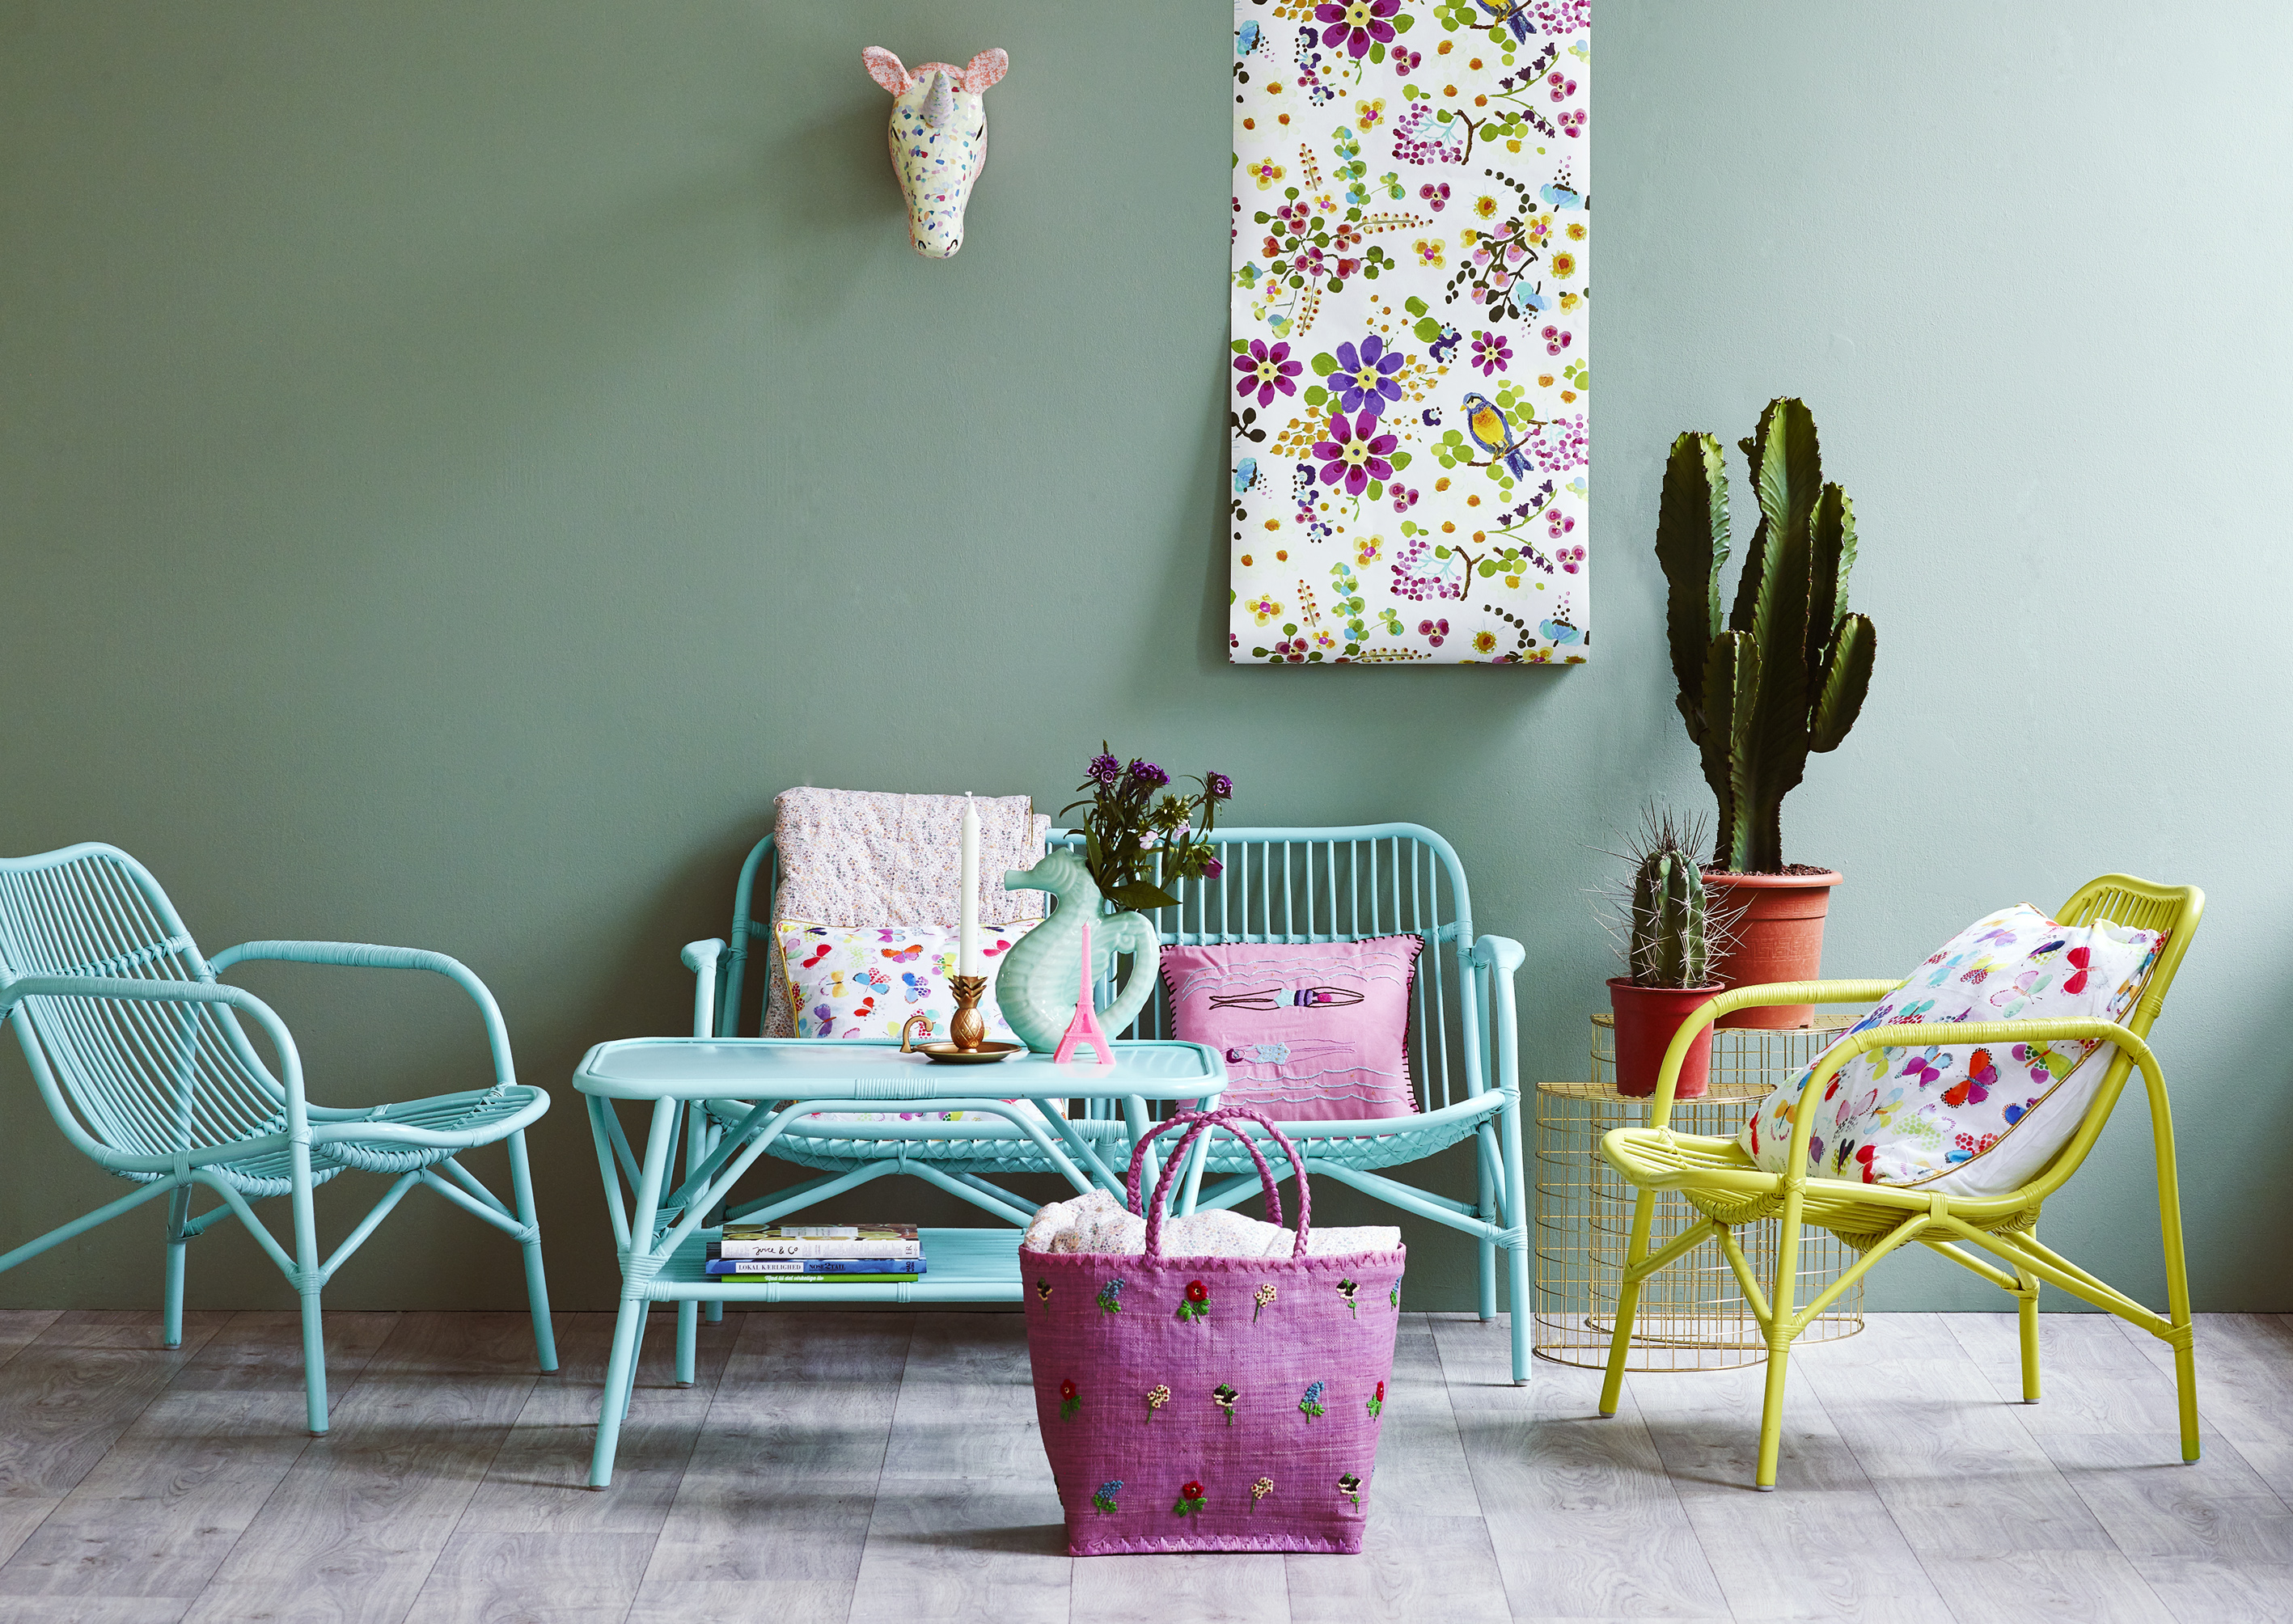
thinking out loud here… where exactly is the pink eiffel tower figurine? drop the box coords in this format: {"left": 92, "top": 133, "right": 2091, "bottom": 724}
{"left": 1052, "top": 918, "right": 1115, "bottom": 1065}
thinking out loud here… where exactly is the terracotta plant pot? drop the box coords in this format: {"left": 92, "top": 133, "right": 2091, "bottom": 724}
{"left": 1699, "top": 869, "right": 1842, "bottom": 1029}
{"left": 1607, "top": 978, "right": 1724, "bottom": 1100}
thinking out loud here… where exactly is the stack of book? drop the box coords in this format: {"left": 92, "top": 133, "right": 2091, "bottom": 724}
{"left": 704, "top": 1221, "right": 925, "bottom": 1284}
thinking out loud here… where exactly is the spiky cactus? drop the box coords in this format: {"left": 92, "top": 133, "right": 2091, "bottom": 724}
{"left": 1629, "top": 835, "right": 1709, "bottom": 989}
{"left": 1656, "top": 397, "right": 1877, "bottom": 874}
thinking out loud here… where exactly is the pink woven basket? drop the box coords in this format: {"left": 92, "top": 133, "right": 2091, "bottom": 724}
{"left": 1021, "top": 1106, "right": 1405, "bottom": 1554}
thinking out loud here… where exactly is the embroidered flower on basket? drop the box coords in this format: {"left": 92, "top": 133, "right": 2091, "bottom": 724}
{"left": 1367, "top": 1380, "right": 1385, "bottom": 1419}
{"left": 1178, "top": 1279, "right": 1211, "bottom": 1323}
{"left": 1059, "top": 1379, "right": 1080, "bottom": 1421}
{"left": 1300, "top": 1380, "right": 1327, "bottom": 1419}
{"left": 1389, "top": 1282, "right": 1401, "bottom": 1309}
{"left": 1213, "top": 1382, "right": 1239, "bottom": 1425}
{"left": 1145, "top": 1383, "right": 1171, "bottom": 1419}
{"left": 1097, "top": 1278, "right": 1125, "bottom": 1314}
{"left": 1034, "top": 1279, "right": 1051, "bottom": 1303}
{"left": 1174, "top": 1480, "right": 1208, "bottom": 1519}
{"left": 1252, "top": 1476, "right": 1275, "bottom": 1504}
{"left": 1254, "top": 1283, "right": 1277, "bottom": 1322}
{"left": 1339, "top": 1472, "right": 1362, "bottom": 1506}
{"left": 1093, "top": 1479, "right": 1122, "bottom": 1514}
{"left": 1337, "top": 1278, "right": 1360, "bottom": 1319}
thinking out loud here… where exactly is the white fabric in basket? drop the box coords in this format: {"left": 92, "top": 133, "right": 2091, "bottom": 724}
{"left": 1024, "top": 1186, "right": 1399, "bottom": 1259}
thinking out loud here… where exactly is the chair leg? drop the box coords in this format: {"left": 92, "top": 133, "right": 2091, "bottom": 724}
{"left": 675, "top": 1301, "right": 699, "bottom": 1387}
{"left": 1476, "top": 1126, "right": 1499, "bottom": 1323}
{"left": 289, "top": 1150, "right": 330, "bottom": 1436}
{"left": 162, "top": 1183, "right": 192, "bottom": 1350}
{"left": 1754, "top": 1186, "right": 1808, "bottom": 1491}
{"left": 1499, "top": 1099, "right": 1532, "bottom": 1385}
{"left": 590, "top": 1293, "right": 648, "bottom": 1489}
{"left": 1598, "top": 1187, "right": 1657, "bottom": 1418}
{"left": 2014, "top": 1244, "right": 2041, "bottom": 1405}
{"left": 506, "top": 1131, "right": 558, "bottom": 1374}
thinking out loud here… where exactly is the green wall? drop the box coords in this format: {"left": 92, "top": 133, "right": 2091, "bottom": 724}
{"left": 2, "top": 0, "right": 2287, "bottom": 1316}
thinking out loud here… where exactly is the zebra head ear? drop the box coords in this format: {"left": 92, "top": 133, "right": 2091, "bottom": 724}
{"left": 861, "top": 47, "right": 913, "bottom": 95}
{"left": 958, "top": 48, "right": 1008, "bottom": 93}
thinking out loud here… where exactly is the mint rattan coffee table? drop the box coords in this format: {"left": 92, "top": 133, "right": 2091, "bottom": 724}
{"left": 572, "top": 1036, "right": 1225, "bottom": 1486}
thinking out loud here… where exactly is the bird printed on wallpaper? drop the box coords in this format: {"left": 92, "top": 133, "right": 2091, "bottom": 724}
{"left": 1462, "top": 391, "right": 1534, "bottom": 480}
{"left": 1477, "top": 0, "right": 1533, "bottom": 44}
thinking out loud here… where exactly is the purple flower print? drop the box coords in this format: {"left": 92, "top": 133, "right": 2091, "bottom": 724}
{"left": 1469, "top": 331, "right": 1511, "bottom": 376}
{"left": 1418, "top": 181, "right": 1450, "bottom": 212}
{"left": 1312, "top": 411, "right": 1398, "bottom": 497}
{"left": 1557, "top": 543, "right": 1584, "bottom": 573}
{"left": 1417, "top": 617, "right": 1449, "bottom": 647}
{"left": 1331, "top": 334, "right": 1405, "bottom": 420}
{"left": 1315, "top": 0, "right": 1399, "bottom": 60}
{"left": 1235, "top": 339, "right": 1301, "bottom": 408}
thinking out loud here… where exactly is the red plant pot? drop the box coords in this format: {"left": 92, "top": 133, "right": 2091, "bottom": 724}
{"left": 1607, "top": 979, "right": 1724, "bottom": 1100}
{"left": 1700, "top": 870, "right": 1842, "bottom": 1029}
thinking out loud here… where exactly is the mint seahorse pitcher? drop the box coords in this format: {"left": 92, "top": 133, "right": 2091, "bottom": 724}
{"left": 996, "top": 851, "right": 1161, "bottom": 1053}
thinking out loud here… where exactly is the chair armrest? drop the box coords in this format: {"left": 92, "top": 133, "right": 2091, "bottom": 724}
{"left": 1471, "top": 934, "right": 1525, "bottom": 1093}
{"left": 1471, "top": 933, "right": 1526, "bottom": 975}
{"left": 1645, "top": 978, "right": 1904, "bottom": 1129}
{"left": 209, "top": 940, "right": 514, "bottom": 1096}
{"left": 1778, "top": 1016, "right": 2161, "bottom": 1191}
{"left": 683, "top": 939, "right": 726, "bottom": 1038}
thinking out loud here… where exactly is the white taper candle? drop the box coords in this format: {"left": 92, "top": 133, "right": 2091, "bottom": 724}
{"left": 958, "top": 795, "right": 982, "bottom": 975}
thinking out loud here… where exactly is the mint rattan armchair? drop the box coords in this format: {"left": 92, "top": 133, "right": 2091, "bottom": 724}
{"left": 0, "top": 844, "right": 557, "bottom": 1434}
{"left": 674, "top": 823, "right": 1534, "bottom": 1381}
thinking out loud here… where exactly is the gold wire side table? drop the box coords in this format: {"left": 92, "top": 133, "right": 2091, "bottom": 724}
{"left": 1533, "top": 1013, "right": 1865, "bottom": 1370}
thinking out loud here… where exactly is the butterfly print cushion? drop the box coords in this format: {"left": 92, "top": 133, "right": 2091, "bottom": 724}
{"left": 1737, "top": 904, "right": 2164, "bottom": 1199}
{"left": 776, "top": 917, "right": 1034, "bottom": 1043}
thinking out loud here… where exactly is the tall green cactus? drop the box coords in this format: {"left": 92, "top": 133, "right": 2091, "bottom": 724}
{"left": 1629, "top": 838, "right": 1709, "bottom": 989}
{"left": 1656, "top": 397, "right": 1877, "bottom": 874}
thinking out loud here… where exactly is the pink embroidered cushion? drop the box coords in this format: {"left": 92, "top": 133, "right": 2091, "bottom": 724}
{"left": 1161, "top": 938, "right": 1422, "bottom": 1122}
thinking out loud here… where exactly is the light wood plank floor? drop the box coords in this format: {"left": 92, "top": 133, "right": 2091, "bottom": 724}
{"left": 0, "top": 1308, "right": 2285, "bottom": 1622}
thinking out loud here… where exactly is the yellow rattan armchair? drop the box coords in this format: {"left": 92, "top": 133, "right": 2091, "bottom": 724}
{"left": 1597, "top": 874, "right": 2204, "bottom": 1490}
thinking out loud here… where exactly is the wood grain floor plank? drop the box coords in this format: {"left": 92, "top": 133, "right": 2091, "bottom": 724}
{"left": 2036, "top": 1430, "right": 2293, "bottom": 1563}
{"left": 1947, "top": 1311, "right": 2198, "bottom": 1439}
{"left": 178, "top": 1312, "right": 544, "bottom": 1624}
{"left": 879, "top": 1312, "right": 1048, "bottom": 1487}
{"left": 0, "top": 1310, "right": 65, "bottom": 1370}
{"left": 631, "top": 1309, "right": 912, "bottom": 1618}
{"left": 1794, "top": 1313, "right": 2117, "bottom": 1557}
{"left": 1367, "top": 1315, "right": 1480, "bottom": 1518}
{"left": 2110, "top": 1315, "right": 2293, "bottom": 1498}
{"left": 0, "top": 1313, "right": 231, "bottom": 1500}
{"left": 0, "top": 1310, "right": 396, "bottom": 1601}
{"left": 846, "top": 1484, "right": 1070, "bottom": 1624}
{"left": 0, "top": 1598, "right": 193, "bottom": 1623}
{"left": 1284, "top": 1512, "right": 1507, "bottom": 1624}
{"left": 1432, "top": 1317, "right": 1729, "bottom": 1620}
{"left": 2126, "top": 1556, "right": 2293, "bottom": 1624}
{"left": 399, "top": 1529, "right": 655, "bottom": 1624}
{"left": 1067, "top": 1550, "right": 1290, "bottom": 1623}
{"left": 1914, "top": 1548, "right": 2175, "bottom": 1622}
{"left": 454, "top": 1309, "right": 738, "bottom": 1536}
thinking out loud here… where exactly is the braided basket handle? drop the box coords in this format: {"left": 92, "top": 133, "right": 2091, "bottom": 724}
{"left": 1125, "top": 1106, "right": 1311, "bottom": 1261}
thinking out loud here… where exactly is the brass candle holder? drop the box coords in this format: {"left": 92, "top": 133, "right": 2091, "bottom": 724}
{"left": 948, "top": 974, "right": 988, "bottom": 1052}
{"left": 899, "top": 973, "right": 1020, "bottom": 1064}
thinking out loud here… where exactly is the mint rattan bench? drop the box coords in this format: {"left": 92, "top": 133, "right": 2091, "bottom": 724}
{"left": 670, "top": 822, "right": 1532, "bottom": 1384}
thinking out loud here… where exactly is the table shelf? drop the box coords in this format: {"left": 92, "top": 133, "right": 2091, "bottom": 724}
{"left": 642, "top": 1226, "right": 1023, "bottom": 1303}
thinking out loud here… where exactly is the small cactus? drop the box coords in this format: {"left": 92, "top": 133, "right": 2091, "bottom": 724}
{"left": 1629, "top": 834, "right": 1709, "bottom": 990}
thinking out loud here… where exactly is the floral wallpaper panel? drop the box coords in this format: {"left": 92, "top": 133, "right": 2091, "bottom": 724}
{"left": 1230, "top": 0, "right": 1590, "bottom": 665}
